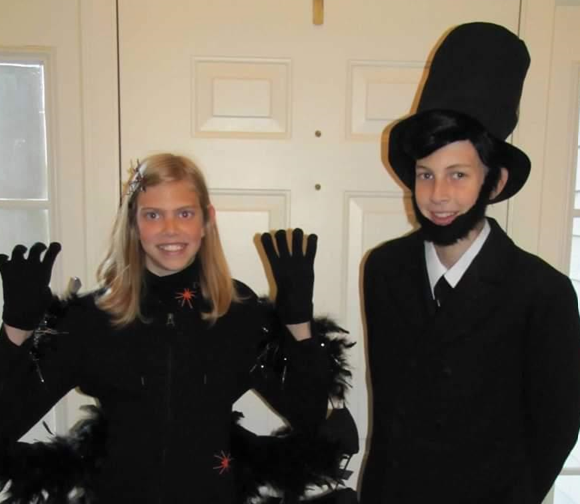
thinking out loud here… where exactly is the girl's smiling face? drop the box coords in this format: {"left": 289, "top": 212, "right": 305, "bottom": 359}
{"left": 136, "top": 179, "right": 208, "bottom": 276}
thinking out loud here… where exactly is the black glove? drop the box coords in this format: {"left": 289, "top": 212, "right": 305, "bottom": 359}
{"left": 260, "top": 229, "right": 317, "bottom": 325}
{"left": 0, "top": 242, "right": 61, "bottom": 330}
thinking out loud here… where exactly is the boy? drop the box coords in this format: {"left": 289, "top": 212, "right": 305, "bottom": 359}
{"left": 361, "top": 23, "right": 580, "bottom": 504}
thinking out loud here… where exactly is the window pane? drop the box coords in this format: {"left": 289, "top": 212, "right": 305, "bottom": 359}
{"left": 566, "top": 443, "right": 580, "bottom": 469}
{"left": 569, "top": 220, "right": 580, "bottom": 281}
{"left": 0, "top": 208, "right": 49, "bottom": 253}
{"left": 577, "top": 147, "right": 580, "bottom": 193}
{"left": 555, "top": 475, "right": 580, "bottom": 504}
{"left": 0, "top": 62, "right": 48, "bottom": 199}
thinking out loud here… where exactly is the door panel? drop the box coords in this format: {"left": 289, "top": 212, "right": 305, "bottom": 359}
{"left": 119, "top": 0, "right": 521, "bottom": 486}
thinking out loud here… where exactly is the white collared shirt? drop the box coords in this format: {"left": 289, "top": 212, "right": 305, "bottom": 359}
{"left": 425, "top": 219, "right": 491, "bottom": 299}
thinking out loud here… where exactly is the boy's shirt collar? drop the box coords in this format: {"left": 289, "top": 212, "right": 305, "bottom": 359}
{"left": 425, "top": 218, "right": 491, "bottom": 298}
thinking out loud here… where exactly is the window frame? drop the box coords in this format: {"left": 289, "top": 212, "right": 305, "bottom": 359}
{"left": 0, "top": 48, "right": 59, "bottom": 245}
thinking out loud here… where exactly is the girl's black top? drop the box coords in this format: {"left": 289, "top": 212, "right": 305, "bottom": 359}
{"left": 0, "top": 261, "right": 329, "bottom": 503}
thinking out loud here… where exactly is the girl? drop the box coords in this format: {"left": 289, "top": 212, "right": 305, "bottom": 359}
{"left": 0, "top": 153, "right": 336, "bottom": 503}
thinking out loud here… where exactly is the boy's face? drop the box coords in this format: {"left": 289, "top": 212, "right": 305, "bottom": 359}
{"left": 136, "top": 179, "right": 207, "bottom": 277}
{"left": 414, "top": 140, "right": 487, "bottom": 227}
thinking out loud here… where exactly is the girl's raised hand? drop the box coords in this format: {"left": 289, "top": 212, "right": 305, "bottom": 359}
{"left": 0, "top": 242, "right": 61, "bottom": 330}
{"left": 260, "top": 229, "right": 317, "bottom": 325}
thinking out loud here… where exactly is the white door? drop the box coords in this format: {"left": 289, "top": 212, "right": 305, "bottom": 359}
{"left": 0, "top": 0, "right": 87, "bottom": 438}
{"left": 117, "top": 0, "right": 523, "bottom": 485}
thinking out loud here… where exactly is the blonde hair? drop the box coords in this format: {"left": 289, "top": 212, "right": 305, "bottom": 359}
{"left": 96, "top": 153, "right": 238, "bottom": 326}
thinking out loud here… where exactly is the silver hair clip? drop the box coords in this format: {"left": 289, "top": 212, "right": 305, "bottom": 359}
{"left": 124, "top": 159, "right": 147, "bottom": 199}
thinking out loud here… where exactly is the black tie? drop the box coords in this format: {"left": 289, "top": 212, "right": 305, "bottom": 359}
{"left": 434, "top": 276, "right": 453, "bottom": 309}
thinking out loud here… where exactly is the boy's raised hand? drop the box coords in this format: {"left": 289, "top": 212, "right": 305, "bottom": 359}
{"left": 0, "top": 242, "right": 61, "bottom": 330}
{"left": 260, "top": 229, "right": 317, "bottom": 325}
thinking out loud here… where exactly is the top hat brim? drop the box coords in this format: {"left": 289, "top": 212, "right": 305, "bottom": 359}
{"left": 388, "top": 112, "right": 531, "bottom": 203}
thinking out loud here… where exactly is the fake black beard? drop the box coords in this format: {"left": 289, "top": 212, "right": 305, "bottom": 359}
{"left": 412, "top": 185, "right": 491, "bottom": 246}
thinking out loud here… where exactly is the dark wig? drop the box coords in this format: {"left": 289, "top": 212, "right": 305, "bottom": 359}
{"left": 400, "top": 109, "right": 504, "bottom": 191}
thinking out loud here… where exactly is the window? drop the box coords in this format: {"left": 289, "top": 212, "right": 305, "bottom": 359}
{"left": 555, "top": 86, "right": 580, "bottom": 504}
{"left": 569, "top": 123, "right": 580, "bottom": 305}
{"left": 0, "top": 54, "right": 53, "bottom": 306}
{"left": 0, "top": 51, "right": 57, "bottom": 445}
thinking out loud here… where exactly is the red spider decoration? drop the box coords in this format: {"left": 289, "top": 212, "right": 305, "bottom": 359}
{"left": 175, "top": 287, "right": 196, "bottom": 309}
{"left": 213, "top": 451, "right": 234, "bottom": 475}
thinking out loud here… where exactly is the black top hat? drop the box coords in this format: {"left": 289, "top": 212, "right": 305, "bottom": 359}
{"left": 387, "top": 22, "right": 531, "bottom": 202}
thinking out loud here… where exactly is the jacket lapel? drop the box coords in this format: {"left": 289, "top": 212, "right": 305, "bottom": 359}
{"left": 382, "top": 230, "right": 435, "bottom": 331}
{"left": 430, "top": 218, "right": 518, "bottom": 344}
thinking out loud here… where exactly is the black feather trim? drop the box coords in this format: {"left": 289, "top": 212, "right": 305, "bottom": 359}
{"left": 312, "top": 317, "right": 354, "bottom": 404}
{"left": 1, "top": 406, "right": 357, "bottom": 504}
{"left": 256, "top": 298, "right": 355, "bottom": 404}
{"left": 255, "top": 487, "right": 358, "bottom": 504}
{"left": 232, "top": 407, "right": 358, "bottom": 504}
{"left": 0, "top": 405, "right": 106, "bottom": 504}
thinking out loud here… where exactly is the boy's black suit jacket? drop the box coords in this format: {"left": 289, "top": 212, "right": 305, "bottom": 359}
{"left": 360, "top": 218, "right": 580, "bottom": 504}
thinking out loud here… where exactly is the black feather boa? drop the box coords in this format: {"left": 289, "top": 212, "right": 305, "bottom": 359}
{"left": 0, "top": 405, "right": 106, "bottom": 504}
{"left": 232, "top": 407, "right": 358, "bottom": 503}
{"left": 0, "top": 298, "right": 357, "bottom": 504}
{"left": 0, "top": 406, "right": 357, "bottom": 504}
{"left": 255, "top": 297, "right": 354, "bottom": 405}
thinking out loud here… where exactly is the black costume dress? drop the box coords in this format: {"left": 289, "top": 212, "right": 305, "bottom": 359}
{"left": 0, "top": 260, "right": 330, "bottom": 504}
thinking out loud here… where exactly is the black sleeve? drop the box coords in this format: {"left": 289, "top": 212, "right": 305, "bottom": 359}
{"left": 363, "top": 250, "right": 383, "bottom": 394}
{"left": 247, "top": 297, "right": 332, "bottom": 433}
{"left": 363, "top": 252, "right": 377, "bottom": 365}
{"left": 525, "top": 273, "right": 580, "bottom": 502}
{"left": 0, "top": 298, "right": 87, "bottom": 443}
